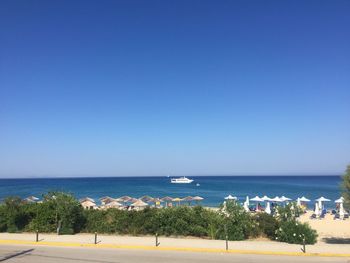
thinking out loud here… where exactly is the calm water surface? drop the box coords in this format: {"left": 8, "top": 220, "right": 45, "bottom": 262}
{"left": 0, "top": 176, "right": 342, "bottom": 207}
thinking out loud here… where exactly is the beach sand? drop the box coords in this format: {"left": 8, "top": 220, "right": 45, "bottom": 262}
{"left": 299, "top": 211, "right": 350, "bottom": 241}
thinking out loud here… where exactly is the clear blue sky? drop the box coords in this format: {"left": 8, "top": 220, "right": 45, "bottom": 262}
{"left": 0, "top": 1, "right": 349, "bottom": 177}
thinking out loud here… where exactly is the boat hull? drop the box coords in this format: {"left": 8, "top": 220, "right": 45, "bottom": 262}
{"left": 171, "top": 180, "right": 193, "bottom": 184}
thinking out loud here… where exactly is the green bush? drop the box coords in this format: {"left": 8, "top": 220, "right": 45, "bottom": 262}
{"left": 0, "top": 191, "right": 318, "bottom": 244}
{"left": 0, "top": 197, "right": 33, "bottom": 233}
{"left": 218, "top": 201, "right": 253, "bottom": 241}
{"left": 253, "top": 213, "right": 278, "bottom": 239}
{"left": 275, "top": 221, "right": 317, "bottom": 245}
{"left": 155, "top": 206, "right": 211, "bottom": 237}
{"left": 276, "top": 203, "right": 303, "bottom": 222}
{"left": 27, "top": 192, "right": 85, "bottom": 234}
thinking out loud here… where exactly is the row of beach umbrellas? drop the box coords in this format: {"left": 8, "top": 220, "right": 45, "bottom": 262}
{"left": 224, "top": 195, "right": 345, "bottom": 204}
{"left": 224, "top": 195, "right": 346, "bottom": 215}
{"left": 78, "top": 195, "right": 204, "bottom": 209}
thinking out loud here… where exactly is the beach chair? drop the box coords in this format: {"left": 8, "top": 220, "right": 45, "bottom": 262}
{"left": 333, "top": 214, "right": 340, "bottom": 220}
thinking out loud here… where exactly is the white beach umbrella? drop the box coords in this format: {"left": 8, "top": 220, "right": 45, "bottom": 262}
{"left": 299, "top": 196, "right": 310, "bottom": 202}
{"left": 265, "top": 202, "right": 271, "bottom": 214}
{"left": 280, "top": 196, "right": 292, "bottom": 202}
{"left": 250, "top": 196, "right": 263, "bottom": 211}
{"left": 270, "top": 196, "right": 282, "bottom": 202}
{"left": 316, "top": 197, "right": 330, "bottom": 211}
{"left": 339, "top": 202, "right": 345, "bottom": 219}
{"left": 261, "top": 195, "right": 272, "bottom": 201}
{"left": 243, "top": 201, "right": 249, "bottom": 212}
{"left": 250, "top": 196, "right": 263, "bottom": 202}
{"left": 225, "top": 195, "right": 237, "bottom": 200}
{"left": 245, "top": 196, "right": 250, "bottom": 206}
{"left": 314, "top": 202, "right": 320, "bottom": 217}
{"left": 316, "top": 196, "right": 331, "bottom": 202}
{"left": 335, "top": 197, "right": 344, "bottom": 203}
{"left": 296, "top": 198, "right": 301, "bottom": 207}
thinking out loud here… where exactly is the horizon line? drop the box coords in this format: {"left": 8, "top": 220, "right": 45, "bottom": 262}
{"left": 0, "top": 174, "right": 342, "bottom": 180}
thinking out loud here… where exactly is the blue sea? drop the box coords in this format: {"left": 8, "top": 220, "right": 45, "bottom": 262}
{"left": 0, "top": 176, "right": 342, "bottom": 208}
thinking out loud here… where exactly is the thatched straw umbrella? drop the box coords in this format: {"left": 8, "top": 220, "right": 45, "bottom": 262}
{"left": 79, "top": 197, "right": 97, "bottom": 209}
{"left": 140, "top": 195, "right": 154, "bottom": 203}
{"left": 103, "top": 200, "right": 123, "bottom": 209}
{"left": 117, "top": 196, "right": 132, "bottom": 204}
{"left": 80, "top": 197, "right": 95, "bottom": 203}
{"left": 192, "top": 196, "right": 204, "bottom": 205}
{"left": 182, "top": 196, "right": 194, "bottom": 206}
{"left": 152, "top": 198, "right": 162, "bottom": 207}
{"left": 128, "top": 197, "right": 139, "bottom": 203}
{"left": 131, "top": 199, "right": 148, "bottom": 211}
{"left": 99, "top": 196, "right": 115, "bottom": 205}
{"left": 172, "top": 197, "right": 183, "bottom": 206}
{"left": 161, "top": 196, "right": 173, "bottom": 207}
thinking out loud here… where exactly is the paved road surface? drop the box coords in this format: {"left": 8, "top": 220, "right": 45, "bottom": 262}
{"left": 0, "top": 245, "right": 349, "bottom": 263}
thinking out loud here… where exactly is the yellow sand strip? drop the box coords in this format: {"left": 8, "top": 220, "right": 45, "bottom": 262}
{"left": 0, "top": 239, "right": 349, "bottom": 258}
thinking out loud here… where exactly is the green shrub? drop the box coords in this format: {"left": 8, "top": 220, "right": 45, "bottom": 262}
{"left": 276, "top": 203, "right": 303, "bottom": 222}
{"left": 27, "top": 192, "right": 85, "bottom": 234}
{"left": 275, "top": 221, "right": 317, "bottom": 245}
{"left": 0, "top": 191, "right": 318, "bottom": 244}
{"left": 253, "top": 213, "right": 278, "bottom": 239}
{"left": 0, "top": 197, "right": 33, "bottom": 232}
{"left": 218, "top": 201, "right": 253, "bottom": 241}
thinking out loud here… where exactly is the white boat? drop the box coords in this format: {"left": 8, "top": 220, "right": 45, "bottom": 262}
{"left": 171, "top": 176, "right": 194, "bottom": 184}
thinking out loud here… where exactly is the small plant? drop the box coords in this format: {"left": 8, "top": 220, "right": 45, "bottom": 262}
{"left": 275, "top": 221, "right": 317, "bottom": 245}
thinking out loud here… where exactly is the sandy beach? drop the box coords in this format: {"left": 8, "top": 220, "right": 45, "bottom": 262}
{"left": 299, "top": 211, "right": 350, "bottom": 241}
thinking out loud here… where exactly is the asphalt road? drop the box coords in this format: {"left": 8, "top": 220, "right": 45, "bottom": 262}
{"left": 0, "top": 245, "right": 349, "bottom": 263}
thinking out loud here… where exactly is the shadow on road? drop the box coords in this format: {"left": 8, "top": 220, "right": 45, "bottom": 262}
{"left": 0, "top": 249, "right": 34, "bottom": 262}
{"left": 322, "top": 237, "right": 350, "bottom": 244}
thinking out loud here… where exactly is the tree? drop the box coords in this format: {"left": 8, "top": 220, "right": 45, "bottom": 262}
{"left": 29, "top": 192, "right": 85, "bottom": 234}
{"left": 0, "top": 197, "right": 32, "bottom": 232}
{"left": 342, "top": 165, "right": 350, "bottom": 209}
{"left": 218, "top": 201, "right": 253, "bottom": 240}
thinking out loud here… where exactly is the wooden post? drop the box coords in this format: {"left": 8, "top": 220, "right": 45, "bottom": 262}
{"left": 155, "top": 233, "right": 160, "bottom": 247}
{"left": 94, "top": 232, "right": 97, "bottom": 244}
{"left": 36, "top": 230, "right": 39, "bottom": 242}
{"left": 224, "top": 224, "right": 228, "bottom": 251}
{"left": 302, "top": 236, "right": 306, "bottom": 253}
